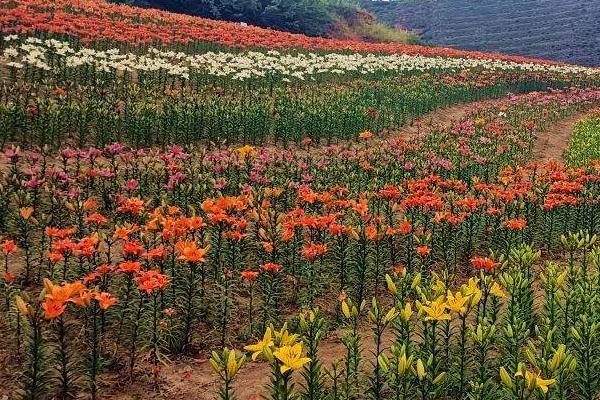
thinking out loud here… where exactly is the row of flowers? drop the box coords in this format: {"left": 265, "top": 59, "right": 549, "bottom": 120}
{"left": 8, "top": 87, "right": 600, "bottom": 183}
{"left": 224, "top": 239, "right": 598, "bottom": 400}
{"left": 2, "top": 62, "right": 572, "bottom": 146}
{"left": 8, "top": 227, "right": 600, "bottom": 398}
{"left": 3, "top": 36, "right": 599, "bottom": 82}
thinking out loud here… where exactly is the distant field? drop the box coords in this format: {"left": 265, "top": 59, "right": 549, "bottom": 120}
{"left": 364, "top": 0, "right": 600, "bottom": 66}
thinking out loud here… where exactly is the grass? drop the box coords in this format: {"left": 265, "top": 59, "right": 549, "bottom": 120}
{"left": 352, "top": 20, "right": 422, "bottom": 44}
{"left": 565, "top": 113, "right": 600, "bottom": 166}
{"left": 329, "top": 5, "right": 422, "bottom": 44}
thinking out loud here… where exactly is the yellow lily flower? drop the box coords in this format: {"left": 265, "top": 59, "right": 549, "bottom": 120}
{"left": 422, "top": 296, "right": 451, "bottom": 321}
{"left": 274, "top": 324, "right": 299, "bottom": 347}
{"left": 446, "top": 291, "right": 469, "bottom": 314}
{"left": 273, "top": 343, "right": 311, "bottom": 374}
{"left": 535, "top": 376, "right": 556, "bottom": 393}
{"left": 515, "top": 370, "right": 556, "bottom": 393}
{"left": 244, "top": 327, "right": 274, "bottom": 361}
{"left": 236, "top": 144, "right": 256, "bottom": 159}
{"left": 490, "top": 282, "right": 505, "bottom": 298}
{"left": 462, "top": 277, "right": 482, "bottom": 305}
{"left": 474, "top": 117, "right": 486, "bottom": 127}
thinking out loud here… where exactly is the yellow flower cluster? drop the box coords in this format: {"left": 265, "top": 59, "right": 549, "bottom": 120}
{"left": 409, "top": 276, "right": 505, "bottom": 321}
{"left": 210, "top": 348, "right": 246, "bottom": 380}
{"left": 500, "top": 366, "right": 556, "bottom": 394}
{"left": 244, "top": 325, "right": 311, "bottom": 374}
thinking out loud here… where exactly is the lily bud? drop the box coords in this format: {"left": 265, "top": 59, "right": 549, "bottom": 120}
{"left": 415, "top": 359, "right": 426, "bottom": 379}
{"left": 384, "top": 308, "right": 398, "bottom": 323}
{"left": 398, "top": 352, "right": 411, "bottom": 376}
{"left": 15, "top": 295, "right": 29, "bottom": 315}
{"left": 433, "top": 372, "right": 446, "bottom": 385}
{"left": 341, "top": 301, "right": 351, "bottom": 319}
{"left": 411, "top": 273, "right": 421, "bottom": 289}
{"left": 226, "top": 349, "right": 238, "bottom": 377}
{"left": 549, "top": 344, "right": 565, "bottom": 372}
{"left": 378, "top": 354, "right": 389, "bottom": 373}
{"left": 385, "top": 274, "right": 398, "bottom": 296}
{"left": 499, "top": 367, "right": 514, "bottom": 389}
{"left": 400, "top": 302, "right": 412, "bottom": 322}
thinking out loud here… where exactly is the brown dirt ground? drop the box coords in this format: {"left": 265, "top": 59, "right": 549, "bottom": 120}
{"left": 401, "top": 98, "right": 504, "bottom": 136}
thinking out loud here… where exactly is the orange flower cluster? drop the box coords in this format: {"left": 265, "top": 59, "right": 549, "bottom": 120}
{"left": 145, "top": 205, "right": 205, "bottom": 241}
{"left": 1, "top": 239, "right": 17, "bottom": 255}
{"left": 42, "top": 279, "right": 117, "bottom": 319}
{"left": 302, "top": 243, "right": 328, "bottom": 261}
{"left": 137, "top": 270, "right": 170, "bottom": 294}
{"left": 240, "top": 270, "right": 260, "bottom": 280}
{"left": 118, "top": 197, "right": 145, "bottom": 215}
{"left": 504, "top": 218, "right": 528, "bottom": 231}
{"left": 470, "top": 257, "right": 499, "bottom": 272}
{"left": 46, "top": 228, "right": 99, "bottom": 262}
{"left": 262, "top": 262, "right": 283, "bottom": 273}
{"left": 175, "top": 241, "right": 209, "bottom": 263}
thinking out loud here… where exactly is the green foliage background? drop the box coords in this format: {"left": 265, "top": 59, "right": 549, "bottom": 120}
{"left": 110, "top": 0, "right": 362, "bottom": 36}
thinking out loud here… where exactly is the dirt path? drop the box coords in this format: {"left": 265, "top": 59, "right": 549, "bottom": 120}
{"left": 407, "top": 101, "right": 600, "bottom": 163}
{"left": 403, "top": 99, "right": 600, "bottom": 163}
{"left": 533, "top": 107, "right": 600, "bottom": 162}
{"left": 401, "top": 98, "right": 504, "bottom": 136}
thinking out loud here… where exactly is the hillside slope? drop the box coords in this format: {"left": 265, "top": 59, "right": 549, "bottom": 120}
{"left": 364, "top": 0, "right": 600, "bottom": 66}
{"left": 1, "top": 0, "right": 564, "bottom": 64}
{"left": 110, "top": 0, "right": 419, "bottom": 43}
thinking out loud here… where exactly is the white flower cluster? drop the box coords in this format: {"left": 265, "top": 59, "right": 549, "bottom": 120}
{"left": 2, "top": 35, "right": 599, "bottom": 81}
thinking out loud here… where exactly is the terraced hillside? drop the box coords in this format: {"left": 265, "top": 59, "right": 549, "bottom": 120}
{"left": 364, "top": 0, "right": 600, "bottom": 66}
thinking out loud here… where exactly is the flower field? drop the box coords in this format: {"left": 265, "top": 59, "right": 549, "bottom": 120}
{"left": 1, "top": 0, "right": 600, "bottom": 399}
{"left": 2, "top": 33, "right": 598, "bottom": 147}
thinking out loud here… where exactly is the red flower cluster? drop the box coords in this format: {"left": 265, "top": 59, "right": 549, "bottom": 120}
{"left": 470, "top": 257, "right": 498, "bottom": 272}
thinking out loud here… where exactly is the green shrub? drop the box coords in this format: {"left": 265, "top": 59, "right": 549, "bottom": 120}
{"left": 353, "top": 20, "right": 421, "bottom": 44}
